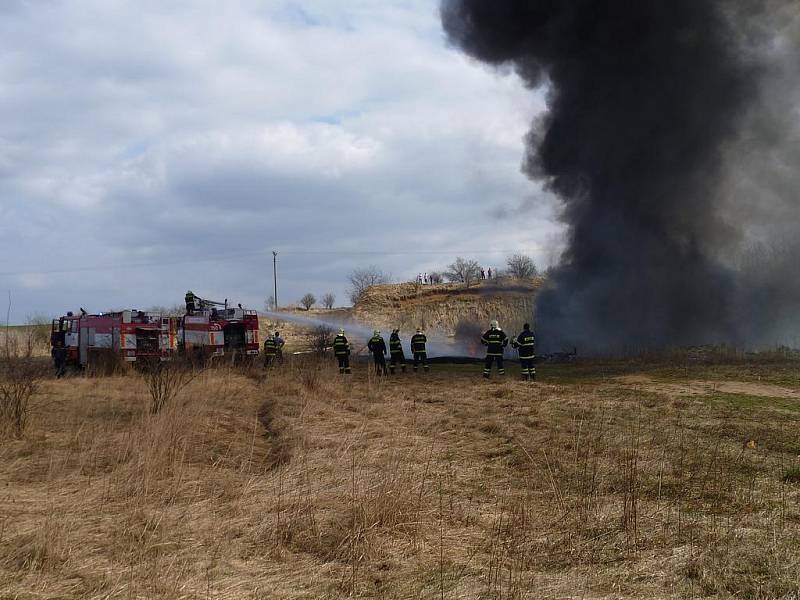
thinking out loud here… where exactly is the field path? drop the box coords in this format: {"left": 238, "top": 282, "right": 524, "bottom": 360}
{"left": 616, "top": 374, "right": 800, "bottom": 400}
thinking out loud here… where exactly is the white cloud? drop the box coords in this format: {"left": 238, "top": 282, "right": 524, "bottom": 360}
{"left": 0, "top": 0, "right": 560, "bottom": 320}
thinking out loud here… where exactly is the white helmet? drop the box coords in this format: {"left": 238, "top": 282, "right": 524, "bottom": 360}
{"left": 490, "top": 320, "right": 499, "bottom": 329}
{"left": 339, "top": 328, "right": 345, "bottom": 335}
{"left": 373, "top": 329, "right": 380, "bottom": 336}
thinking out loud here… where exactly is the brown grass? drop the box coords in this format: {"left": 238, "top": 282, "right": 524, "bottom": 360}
{"left": 1, "top": 361, "right": 799, "bottom": 598}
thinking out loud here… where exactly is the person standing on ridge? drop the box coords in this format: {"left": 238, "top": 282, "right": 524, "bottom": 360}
{"left": 333, "top": 328, "right": 352, "bottom": 374}
{"left": 389, "top": 328, "right": 406, "bottom": 374}
{"left": 481, "top": 320, "right": 508, "bottom": 378}
{"left": 411, "top": 327, "right": 429, "bottom": 373}
{"left": 367, "top": 330, "right": 389, "bottom": 376}
{"left": 511, "top": 323, "right": 536, "bottom": 381}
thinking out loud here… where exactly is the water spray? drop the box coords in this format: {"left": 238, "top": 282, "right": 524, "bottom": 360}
{"left": 260, "top": 310, "right": 480, "bottom": 358}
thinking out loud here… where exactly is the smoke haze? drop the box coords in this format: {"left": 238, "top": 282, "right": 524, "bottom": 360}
{"left": 442, "top": 0, "right": 800, "bottom": 352}
{"left": 262, "top": 311, "right": 478, "bottom": 357}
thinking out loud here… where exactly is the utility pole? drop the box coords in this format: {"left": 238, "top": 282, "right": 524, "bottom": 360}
{"left": 272, "top": 250, "right": 278, "bottom": 311}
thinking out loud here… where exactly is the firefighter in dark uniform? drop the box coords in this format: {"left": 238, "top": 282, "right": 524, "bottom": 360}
{"left": 51, "top": 342, "right": 67, "bottom": 378}
{"left": 333, "top": 328, "right": 352, "bottom": 374}
{"left": 367, "top": 330, "right": 389, "bottom": 376}
{"left": 481, "top": 320, "right": 508, "bottom": 378}
{"left": 263, "top": 335, "right": 278, "bottom": 367}
{"left": 411, "top": 327, "right": 429, "bottom": 373}
{"left": 511, "top": 323, "right": 536, "bottom": 381}
{"left": 388, "top": 328, "right": 406, "bottom": 374}
{"left": 185, "top": 290, "right": 196, "bottom": 314}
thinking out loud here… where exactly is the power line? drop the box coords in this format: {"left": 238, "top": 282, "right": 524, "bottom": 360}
{"left": 0, "top": 248, "right": 533, "bottom": 277}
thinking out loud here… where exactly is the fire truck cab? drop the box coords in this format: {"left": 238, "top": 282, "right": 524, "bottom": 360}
{"left": 51, "top": 310, "right": 174, "bottom": 368}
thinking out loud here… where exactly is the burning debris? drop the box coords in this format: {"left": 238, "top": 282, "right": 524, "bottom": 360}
{"left": 442, "top": 0, "right": 797, "bottom": 353}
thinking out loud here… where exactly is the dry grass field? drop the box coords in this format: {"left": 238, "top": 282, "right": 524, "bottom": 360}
{"left": 1, "top": 357, "right": 800, "bottom": 599}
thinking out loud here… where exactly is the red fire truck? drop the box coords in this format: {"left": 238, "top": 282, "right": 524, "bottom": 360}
{"left": 51, "top": 310, "right": 175, "bottom": 368}
{"left": 177, "top": 297, "right": 259, "bottom": 360}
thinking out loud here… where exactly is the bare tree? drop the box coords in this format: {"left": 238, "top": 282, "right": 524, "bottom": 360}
{"left": 506, "top": 254, "right": 538, "bottom": 279}
{"left": 348, "top": 266, "right": 389, "bottom": 304}
{"left": 321, "top": 292, "right": 335, "bottom": 309}
{"left": 300, "top": 293, "right": 316, "bottom": 311}
{"left": 444, "top": 257, "right": 481, "bottom": 287}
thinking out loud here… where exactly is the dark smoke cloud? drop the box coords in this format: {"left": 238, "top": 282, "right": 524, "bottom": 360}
{"left": 442, "top": 0, "right": 798, "bottom": 352}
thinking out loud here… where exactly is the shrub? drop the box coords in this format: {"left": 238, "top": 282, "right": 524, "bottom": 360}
{"left": 0, "top": 334, "right": 44, "bottom": 436}
{"left": 141, "top": 357, "right": 198, "bottom": 414}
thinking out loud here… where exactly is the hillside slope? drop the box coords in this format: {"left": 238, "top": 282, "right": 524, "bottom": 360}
{"left": 353, "top": 278, "right": 540, "bottom": 335}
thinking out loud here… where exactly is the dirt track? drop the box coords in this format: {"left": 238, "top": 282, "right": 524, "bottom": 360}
{"left": 616, "top": 374, "right": 800, "bottom": 400}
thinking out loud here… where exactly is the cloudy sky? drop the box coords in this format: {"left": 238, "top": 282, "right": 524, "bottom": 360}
{"left": 0, "top": 0, "right": 560, "bottom": 322}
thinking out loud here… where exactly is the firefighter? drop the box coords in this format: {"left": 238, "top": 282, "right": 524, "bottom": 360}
{"left": 263, "top": 335, "right": 278, "bottom": 367}
{"left": 333, "top": 328, "right": 352, "bottom": 374}
{"left": 511, "top": 323, "right": 536, "bottom": 381}
{"left": 388, "top": 328, "right": 406, "bottom": 374}
{"left": 185, "top": 290, "right": 196, "bottom": 314}
{"left": 367, "top": 330, "right": 389, "bottom": 376}
{"left": 481, "top": 320, "right": 508, "bottom": 378}
{"left": 51, "top": 342, "right": 67, "bottom": 378}
{"left": 411, "top": 327, "right": 429, "bottom": 373}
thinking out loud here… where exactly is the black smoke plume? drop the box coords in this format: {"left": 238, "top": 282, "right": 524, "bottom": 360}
{"left": 442, "top": 1, "right": 797, "bottom": 352}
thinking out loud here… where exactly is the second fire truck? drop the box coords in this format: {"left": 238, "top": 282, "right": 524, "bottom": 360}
{"left": 178, "top": 296, "right": 259, "bottom": 360}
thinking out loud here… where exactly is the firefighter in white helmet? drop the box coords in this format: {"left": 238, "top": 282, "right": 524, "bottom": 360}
{"left": 481, "top": 320, "right": 508, "bottom": 378}
{"left": 411, "top": 327, "right": 429, "bottom": 373}
{"left": 333, "top": 328, "right": 351, "bottom": 374}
